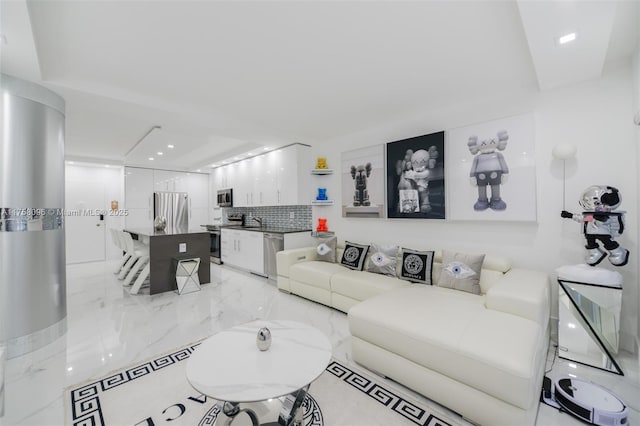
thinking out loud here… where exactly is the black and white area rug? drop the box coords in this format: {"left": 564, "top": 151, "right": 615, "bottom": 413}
{"left": 65, "top": 342, "right": 460, "bottom": 426}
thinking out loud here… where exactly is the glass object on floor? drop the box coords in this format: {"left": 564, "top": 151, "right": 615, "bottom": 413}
{"left": 173, "top": 257, "right": 201, "bottom": 295}
{"left": 556, "top": 264, "right": 623, "bottom": 375}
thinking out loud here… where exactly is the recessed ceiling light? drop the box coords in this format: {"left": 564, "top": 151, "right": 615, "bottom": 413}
{"left": 148, "top": 157, "right": 154, "bottom": 161}
{"left": 234, "top": 157, "right": 240, "bottom": 160}
{"left": 167, "top": 144, "right": 174, "bottom": 149}
{"left": 222, "top": 160, "right": 228, "bottom": 164}
{"left": 248, "top": 152, "right": 254, "bottom": 156}
{"left": 68, "top": 161, "right": 74, "bottom": 165}
{"left": 105, "top": 164, "right": 110, "bottom": 168}
{"left": 196, "top": 169, "right": 201, "bottom": 172}
{"left": 157, "top": 151, "right": 163, "bottom": 156}
{"left": 263, "top": 147, "right": 270, "bottom": 151}
{"left": 557, "top": 32, "right": 577, "bottom": 45}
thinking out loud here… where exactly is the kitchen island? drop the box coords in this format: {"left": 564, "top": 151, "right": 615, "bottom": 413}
{"left": 124, "top": 228, "right": 210, "bottom": 295}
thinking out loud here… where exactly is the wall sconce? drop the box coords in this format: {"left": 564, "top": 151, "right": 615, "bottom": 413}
{"left": 552, "top": 144, "right": 577, "bottom": 209}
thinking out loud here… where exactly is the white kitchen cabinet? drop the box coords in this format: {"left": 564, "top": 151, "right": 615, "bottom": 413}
{"left": 125, "top": 167, "right": 153, "bottom": 209}
{"left": 187, "top": 173, "right": 209, "bottom": 209}
{"left": 220, "top": 228, "right": 235, "bottom": 264}
{"left": 274, "top": 144, "right": 311, "bottom": 205}
{"left": 125, "top": 167, "right": 153, "bottom": 228}
{"left": 255, "top": 151, "right": 278, "bottom": 206}
{"left": 211, "top": 144, "right": 311, "bottom": 207}
{"left": 212, "top": 166, "right": 228, "bottom": 192}
{"left": 232, "top": 161, "right": 251, "bottom": 207}
{"left": 221, "top": 229, "right": 265, "bottom": 275}
{"left": 240, "top": 230, "right": 265, "bottom": 275}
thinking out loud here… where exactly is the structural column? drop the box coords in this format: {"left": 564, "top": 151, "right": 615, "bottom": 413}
{"left": 0, "top": 74, "right": 67, "bottom": 358}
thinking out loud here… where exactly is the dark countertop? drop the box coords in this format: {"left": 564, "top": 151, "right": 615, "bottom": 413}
{"left": 221, "top": 225, "right": 312, "bottom": 234}
{"left": 125, "top": 228, "right": 209, "bottom": 237}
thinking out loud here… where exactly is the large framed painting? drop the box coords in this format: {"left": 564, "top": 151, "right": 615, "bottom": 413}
{"left": 386, "top": 131, "right": 445, "bottom": 219}
{"left": 341, "top": 145, "right": 385, "bottom": 218}
{"left": 446, "top": 113, "right": 537, "bottom": 221}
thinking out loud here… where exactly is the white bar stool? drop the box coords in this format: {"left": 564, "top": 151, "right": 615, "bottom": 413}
{"left": 110, "top": 229, "right": 132, "bottom": 274}
{"left": 119, "top": 231, "right": 149, "bottom": 287}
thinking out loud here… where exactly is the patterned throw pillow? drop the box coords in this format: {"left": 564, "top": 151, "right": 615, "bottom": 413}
{"left": 316, "top": 236, "right": 337, "bottom": 263}
{"left": 365, "top": 243, "right": 399, "bottom": 276}
{"left": 340, "top": 241, "right": 370, "bottom": 271}
{"left": 399, "top": 248, "right": 434, "bottom": 284}
{"left": 437, "top": 250, "right": 485, "bottom": 294}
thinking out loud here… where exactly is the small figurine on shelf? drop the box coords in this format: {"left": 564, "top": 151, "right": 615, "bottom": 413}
{"left": 316, "top": 188, "right": 328, "bottom": 201}
{"left": 316, "top": 218, "right": 328, "bottom": 233}
{"left": 315, "top": 157, "right": 328, "bottom": 170}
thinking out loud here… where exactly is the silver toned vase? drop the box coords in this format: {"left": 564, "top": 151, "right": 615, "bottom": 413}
{"left": 256, "top": 327, "right": 272, "bottom": 351}
{"left": 153, "top": 216, "right": 167, "bottom": 231}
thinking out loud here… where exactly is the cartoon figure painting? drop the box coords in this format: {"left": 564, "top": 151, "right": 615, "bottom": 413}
{"left": 386, "top": 131, "right": 445, "bottom": 219}
{"left": 341, "top": 145, "right": 385, "bottom": 218}
{"left": 447, "top": 113, "right": 536, "bottom": 222}
{"left": 467, "top": 130, "right": 509, "bottom": 211}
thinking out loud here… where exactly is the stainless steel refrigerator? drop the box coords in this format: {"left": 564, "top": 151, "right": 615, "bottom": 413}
{"left": 154, "top": 192, "right": 189, "bottom": 231}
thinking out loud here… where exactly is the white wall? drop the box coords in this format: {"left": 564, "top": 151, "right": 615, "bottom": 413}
{"left": 312, "top": 65, "right": 639, "bottom": 352}
{"left": 633, "top": 9, "right": 640, "bottom": 356}
{"left": 65, "top": 164, "right": 125, "bottom": 260}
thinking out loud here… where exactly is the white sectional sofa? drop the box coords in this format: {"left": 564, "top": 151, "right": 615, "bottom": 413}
{"left": 276, "top": 246, "right": 550, "bottom": 426}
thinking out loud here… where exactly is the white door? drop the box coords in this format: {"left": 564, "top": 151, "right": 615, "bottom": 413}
{"left": 65, "top": 180, "right": 106, "bottom": 263}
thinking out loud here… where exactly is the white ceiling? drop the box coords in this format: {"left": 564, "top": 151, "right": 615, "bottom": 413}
{"left": 1, "top": 0, "right": 637, "bottom": 172}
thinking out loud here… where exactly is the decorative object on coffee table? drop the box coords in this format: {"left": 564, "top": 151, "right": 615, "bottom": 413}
{"left": 256, "top": 327, "right": 272, "bottom": 351}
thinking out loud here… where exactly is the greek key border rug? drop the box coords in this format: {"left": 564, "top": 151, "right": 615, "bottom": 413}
{"left": 65, "top": 342, "right": 460, "bottom": 426}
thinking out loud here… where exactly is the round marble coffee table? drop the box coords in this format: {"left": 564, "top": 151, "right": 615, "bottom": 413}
{"left": 186, "top": 320, "right": 332, "bottom": 425}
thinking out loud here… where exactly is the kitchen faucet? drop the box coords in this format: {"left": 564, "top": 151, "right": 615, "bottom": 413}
{"left": 253, "top": 216, "right": 264, "bottom": 227}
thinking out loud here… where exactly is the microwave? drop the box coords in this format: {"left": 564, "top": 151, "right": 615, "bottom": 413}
{"left": 216, "top": 188, "right": 233, "bottom": 207}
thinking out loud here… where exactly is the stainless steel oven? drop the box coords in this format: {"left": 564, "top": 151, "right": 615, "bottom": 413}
{"left": 216, "top": 188, "right": 233, "bottom": 207}
{"left": 203, "top": 225, "right": 222, "bottom": 264}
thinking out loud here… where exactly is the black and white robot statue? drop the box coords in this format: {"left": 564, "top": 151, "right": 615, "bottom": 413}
{"left": 561, "top": 185, "right": 629, "bottom": 267}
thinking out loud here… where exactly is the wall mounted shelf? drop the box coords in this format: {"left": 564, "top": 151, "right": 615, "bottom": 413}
{"left": 311, "top": 231, "right": 335, "bottom": 237}
{"left": 311, "top": 169, "right": 334, "bottom": 175}
{"left": 311, "top": 200, "right": 334, "bottom": 205}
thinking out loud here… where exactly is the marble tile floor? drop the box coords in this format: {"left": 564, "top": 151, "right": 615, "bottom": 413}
{"left": 2, "top": 260, "right": 639, "bottom": 426}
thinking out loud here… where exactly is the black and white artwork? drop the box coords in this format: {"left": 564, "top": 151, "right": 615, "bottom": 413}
{"left": 341, "top": 145, "right": 385, "bottom": 218}
{"left": 386, "top": 131, "right": 445, "bottom": 219}
{"left": 447, "top": 113, "right": 536, "bottom": 221}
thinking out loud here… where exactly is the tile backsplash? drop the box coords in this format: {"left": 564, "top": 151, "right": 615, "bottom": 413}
{"left": 224, "top": 205, "right": 312, "bottom": 229}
